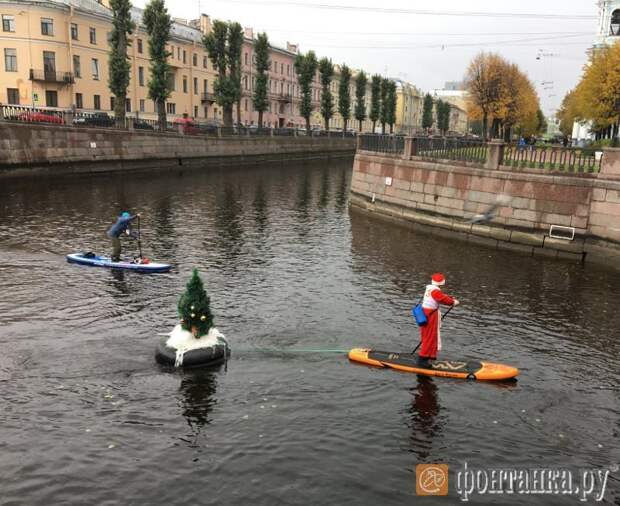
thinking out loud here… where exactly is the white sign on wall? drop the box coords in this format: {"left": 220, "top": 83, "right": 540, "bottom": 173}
{"left": 385, "top": 176, "right": 393, "bottom": 186}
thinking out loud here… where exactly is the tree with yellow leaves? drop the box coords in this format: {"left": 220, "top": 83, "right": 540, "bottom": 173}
{"left": 556, "top": 90, "right": 579, "bottom": 137}
{"left": 465, "top": 52, "right": 542, "bottom": 141}
{"left": 566, "top": 41, "right": 620, "bottom": 138}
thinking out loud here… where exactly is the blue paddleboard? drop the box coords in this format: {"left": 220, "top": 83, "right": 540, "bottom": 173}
{"left": 66, "top": 253, "right": 171, "bottom": 273}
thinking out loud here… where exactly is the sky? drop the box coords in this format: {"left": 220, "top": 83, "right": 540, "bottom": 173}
{"left": 131, "top": 0, "right": 599, "bottom": 117}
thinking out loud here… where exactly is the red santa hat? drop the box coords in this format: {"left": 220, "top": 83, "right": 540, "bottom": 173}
{"left": 431, "top": 273, "right": 446, "bottom": 286}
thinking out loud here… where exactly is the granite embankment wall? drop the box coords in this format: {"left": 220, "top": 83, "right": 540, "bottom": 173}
{"left": 0, "top": 122, "right": 356, "bottom": 177}
{"left": 350, "top": 143, "right": 620, "bottom": 267}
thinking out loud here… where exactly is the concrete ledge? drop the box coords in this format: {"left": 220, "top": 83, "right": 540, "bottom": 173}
{"left": 349, "top": 191, "right": 620, "bottom": 266}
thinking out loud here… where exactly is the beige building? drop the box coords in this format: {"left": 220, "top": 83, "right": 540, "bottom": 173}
{"left": 0, "top": 0, "right": 433, "bottom": 132}
{"left": 394, "top": 78, "right": 423, "bottom": 135}
{"left": 433, "top": 88, "right": 470, "bottom": 134}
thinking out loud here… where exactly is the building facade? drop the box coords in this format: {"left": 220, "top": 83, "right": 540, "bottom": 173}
{"left": 0, "top": 0, "right": 446, "bottom": 132}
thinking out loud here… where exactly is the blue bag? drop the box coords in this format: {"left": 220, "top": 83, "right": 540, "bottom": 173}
{"left": 412, "top": 304, "right": 428, "bottom": 326}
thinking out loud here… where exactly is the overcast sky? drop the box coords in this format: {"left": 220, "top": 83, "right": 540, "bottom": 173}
{"left": 131, "top": 0, "right": 598, "bottom": 116}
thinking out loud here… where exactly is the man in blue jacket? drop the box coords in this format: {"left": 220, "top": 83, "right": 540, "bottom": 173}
{"left": 107, "top": 211, "right": 139, "bottom": 262}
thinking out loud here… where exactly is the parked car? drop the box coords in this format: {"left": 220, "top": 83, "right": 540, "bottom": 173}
{"left": 73, "top": 112, "right": 115, "bottom": 127}
{"left": 133, "top": 119, "right": 154, "bottom": 130}
{"left": 16, "top": 112, "right": 64, "bottom": 124}
{"left": 172, "top": 117, "right": 200, "bottom": 135}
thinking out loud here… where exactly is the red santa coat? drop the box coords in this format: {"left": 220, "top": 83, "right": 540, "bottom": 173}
{"left": 419, "top": 284, "right": 455, "bottom": 359}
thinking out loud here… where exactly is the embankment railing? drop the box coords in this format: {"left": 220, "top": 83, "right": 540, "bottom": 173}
{"left": 0, "top": 104, "right": 357, "bottom": 139}
{"left": 359, "top": 134, "right": 405, "bottom": 155}
{"left": 415, "top": 136, "right": 488, "bottom": 164}
{"left": 503, "top": 144, "right": 603, "bottom": 173}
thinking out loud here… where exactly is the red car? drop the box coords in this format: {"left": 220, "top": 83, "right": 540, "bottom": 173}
{"left": 172, "top": 117, "right": 200, "bottom": 135}
{"left": 17, "top": 112, "right": 65, "bottom": 124}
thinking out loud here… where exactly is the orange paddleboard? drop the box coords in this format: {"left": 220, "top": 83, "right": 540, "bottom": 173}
{"left": 348, "top": 348, "right": 519, "bottom": 381}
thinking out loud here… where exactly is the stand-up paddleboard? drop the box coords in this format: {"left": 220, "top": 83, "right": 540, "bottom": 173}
{"left": 66, "top": 253, "right": 171, "bottom": 273}
{"left": 349, "top": 348, "right": 518, "bottom": 381}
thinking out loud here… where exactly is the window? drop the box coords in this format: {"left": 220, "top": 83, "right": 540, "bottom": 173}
{"left": 193, "top": 77, "right": 198, "bottom": 94}
{"left": 203, "top": 56, "right": 207, "bottom": 68}
{"left": 182, "top": 50, "right": 186, "bottom": 64}
{"left": 177, "top": 47, "right": 180, "bottom": 60}
{"left": 203, "top": 79, "right": 207, "bottom": 92}
{"left": 243, "top": 76, "right": 248, "bottom": 90}
{"left": 182, "top": 76, "right": 188, "bottom": 93}
{"left": 71, "top": 23, "right": 78, "bottom": 40}
{"left": 192, "top": 53, "right": 197, "bottom": 66}
{"left": 244, "top": 52, "right": 248, "bottom": 65}
{"left": 45, "top": 90, "right": 58, "bottom": 107}
{"left": 137, "top": 38, "right": 143, "bottom": 53}
{"left": 280, "top": 63, "right": 283, "bottom": 74}
{"left": 43, "top": 51, "right": 56, "bottom": 73}
{"left": 7, "top": 88, "right": 19, "bottom": 104}
{"left": 126, "top": 98, "right": 131, "bottom": 113}
{"left": 4, "top": 48, "right": 16, "bottom": 72}
{"left": 287, "top": 64, "right": 290, "bottom": 75}
{"left": 93, "top": 94, "right": 101, "bottom": 110}
{"left": 138, "top": 66, "right": 144, "bottom": 86}
{"left": 139, "top": 99, "right": 145, "bottom": 112}
{"left": 41, "top": 18, "right": 53, "bottom": 36}
{"left": 167, "top": 74, "right": 175, "bottom": 91}
{"left": 194, "top": 105, "right": 198, "bottom": 118}
{"left": 2, "top": 15, "right": 15, "bottom": 32}
{"left": 166, "top": 102, "right": 176, "bottom": 114}
{"left": 110, "top": 96, "right": 115, "bottom": 110}
{"left": 89, "top": 27, "right": 96, "bottom": 44}
{"left": 244, "top": 99, "right": 248, "bottom": 111}
{"left": 75, "top": 93, "right": 83, "bottom": 109}
{"left": 69, "top": 56, "right": 80, "bottom": 81}
{"left": 91, "top": 58, "right": 99, "bottom": 80}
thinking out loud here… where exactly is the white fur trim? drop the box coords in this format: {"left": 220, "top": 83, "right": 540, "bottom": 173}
{"left": 165, "top": 324, "right": 228, "bottom": 367}
{"left": 432, "top": 280, "right": 445, "bottom": 286}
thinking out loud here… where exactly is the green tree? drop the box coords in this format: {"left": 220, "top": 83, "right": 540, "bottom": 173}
{"left": 422, "top": 93, "right": 434, "bottom": 131}
{"left": 354, "top": 70, "right": 367, "bottom": 132}
{"left": 294, "top": 51, "right": 318, "bottom": 133}
{"left": 204, "top": 20, "right": 238, "bottom": 127}
{"left": 143, "top": 0, "right": 172, "bottom": 131}
{"left": 536, "top": 108, "right": 548, "bottom": 135}
{"left": 108, "top": 0, "right": 135, "bottom": 124}
{"left": 253, "top": 32, "right": 269, "bottom": 128}
{"left": 319, "top": 57, "right": 334, "bottom": 131}
{"left": 380, "top": 77, "right": 390, "bottom": 134}
{"left": 338, "top": 64, "right": 351, "bottom": 132}
{"left": 178, "top": 269, "right": 214, "bottom": 338}
{"left": 369, "top": 74, "right": 381, "bottom": 133}
{"left": 386, "top": 80, "right": 397, "bottom": 134}
{"left": 228, "top": 22, "right": 244, "bottom": 127}
{"left": 435, "top": 99, "right": 450, "bottom": 134}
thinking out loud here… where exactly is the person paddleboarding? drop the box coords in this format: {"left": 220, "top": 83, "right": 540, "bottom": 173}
{"left": 107, "top": 211, "right": 140, "bottom": 262}
{"left": 417, "top": 273, "right": 459, "bottom": 367}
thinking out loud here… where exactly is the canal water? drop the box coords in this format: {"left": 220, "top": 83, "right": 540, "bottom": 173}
{"left": 0, "top": 161, "right": 618, "bottom": 505}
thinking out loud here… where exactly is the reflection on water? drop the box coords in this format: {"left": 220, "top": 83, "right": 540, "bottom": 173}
{"left": 0, "top": 160, "right": 619, "bottom": 505}
{"left": 408, "top": 376, "right": 441, "bottom": 462}
{"left": 179, "top": 370, "right": 218, "bottom": 446}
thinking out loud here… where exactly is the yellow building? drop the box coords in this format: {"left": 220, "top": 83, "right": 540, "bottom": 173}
{"left": 0, "top": 0, "right": 429, "bottom": 132}
{"left": 394, "top": 78, "right": 423, "bottom": 135}
{"left": 0, "top": 0, "right": 225, "bottom": 121}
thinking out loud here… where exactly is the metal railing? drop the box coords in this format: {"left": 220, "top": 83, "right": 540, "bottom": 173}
{"left": 0, "top": 104, "right": 360, "bottom": 140}
{"left": 29, "top": 69, "right": 74, "bottom": 84}
{"left": 416, "top": 136, "right": 488, "bottom": 164}
{"left": 359, "top": 134, "right": 405, "bottom": 155}
{"left": 200, "top": 92, "right": 216, "bottom": 103}
{"left": 503, "top": 144, "right": 603, "bottom": 173}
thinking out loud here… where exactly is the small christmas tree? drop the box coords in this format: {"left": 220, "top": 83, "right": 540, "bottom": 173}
{"left": 178, "top": 269, "right": 214, "bottom": 338}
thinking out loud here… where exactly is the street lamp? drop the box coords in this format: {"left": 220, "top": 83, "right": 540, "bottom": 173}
{"left": 611, "top": 10, "right": 620, "bottom": 36}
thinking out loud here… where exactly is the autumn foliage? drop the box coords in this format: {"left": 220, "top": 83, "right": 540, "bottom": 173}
{"left": 558, "top": 41, "right": 620, "bottom": 137}
{"left": 464, "top": 52, "right": 541, "bottom": 140}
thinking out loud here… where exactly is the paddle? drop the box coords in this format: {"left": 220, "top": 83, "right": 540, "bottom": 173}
{"left": 136, "top": 214, "right": 143, "bottom": 259}
{"left": 412, "top": 305, "right": 456, "bottom": 354}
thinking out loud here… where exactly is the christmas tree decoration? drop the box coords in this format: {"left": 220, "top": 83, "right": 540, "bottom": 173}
{"left": 178, "top": 269, "right": 214, "bottom": 338}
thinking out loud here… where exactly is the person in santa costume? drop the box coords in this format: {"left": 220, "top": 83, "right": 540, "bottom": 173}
{"left": 417, "top": 273, "right": 459, "bottom": 367}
